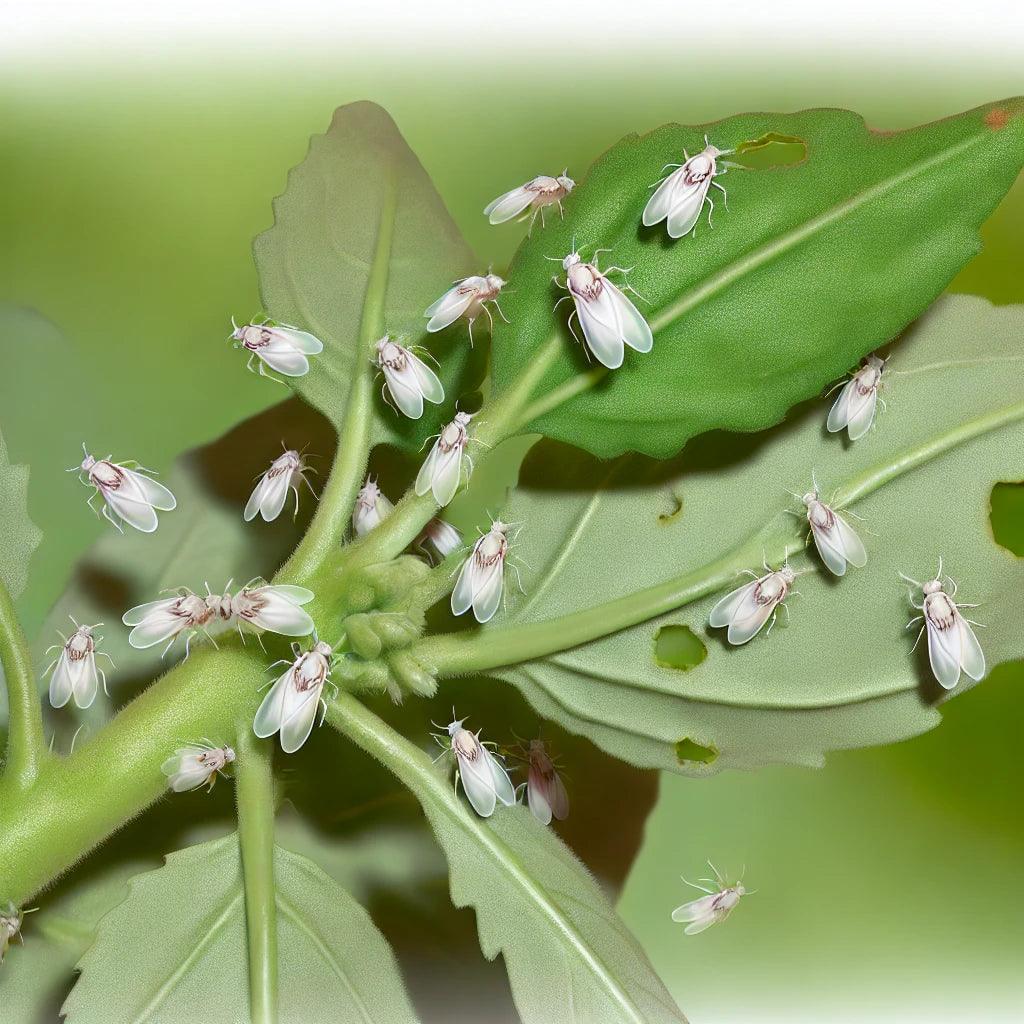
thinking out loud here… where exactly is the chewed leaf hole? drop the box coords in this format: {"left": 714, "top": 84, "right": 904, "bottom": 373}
{"left": 731, "top": 132, "right": 808, "bottom": 170}
{"left": 991, "top": 481, "right": 1024, "bottom": 555}
{"left": 654, "top": 624, "right": 707, "bottom": 671}
{"left": 675, "top": 737, "right": 718, "bottom": 765}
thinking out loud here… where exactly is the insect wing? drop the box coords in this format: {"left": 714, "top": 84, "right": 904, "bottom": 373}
{"left": 383, "top": 361, "right": 427, "bottom": 419}
{"left": 425, "top": 282, "right": 477, "bottom": 331}
{"left": 450, "top": 551, "right": 480, "bottom": 616}
{"left": 72, "top": 651, "right": 100, "bottom": 709}
{"left": 642, "top": 166, "right": 691, "bottom": 228}
{"left": 527, "top": 770, "right": 553, "bottom": 824}
{"left": 279, "top": 678, "right": 323, "bottom": 753}
{"left": 456, "top": 744, "right": 498, "bottom": 817}
{"left": 845, "top": 387, "right": 878, "bottom": 441}
{"left": 604, "top": 279, "right": 653, "bottom": 353}
{"left": 120, "top": 467, "right": 177, "bottom": 512}
{"left": 484, "top": 185, "right": 535, "bottom": 224}
{"left": 725, "top": 580, "right": 777, "bottom": 645}
{"left": 708, "top": 579, "right": 758, "bottom": 629}
{"left": 102, "top": 486, "right": 160, "bottom": 533}
{"left": 826, "top": 378, "right": 855, "bottom": 434}
{"left": 48, "top": 651, "right": 76, "bottom": 709}
{"left": 926, "top": 613, "right": 963, "bottom": 689}
{"left": 258, "top": 333, "right": 312, "bottom": 377}
{"left": 408, "top": 351, "right": 445, "bottom": 406}
{"left": 666, "top": 176, "right": 712, "bottom": 239}
{"left": 243, "top": 588, "right": 315, "bottom": 637}
{"left": 958, "top": 617, "right": 986, "bottom": 681}
{"left": 429, "top": 443, "right": 464, "bottom": 506}
{"left": 472, "top": 555, "right": 505, "bottom": 623}
{"left": 245, "top": 468, "right": 291, "bottom": 522}
{"left": 671, "top": 892, "right": 719, "bottom": 924}
{"left": 162, "top": 748, "right": 212, "bottom": 792}
{"left": 834, "top": 512, "right": 867, "bottom": 568}
{"left": 122, "top": 596, "right": 177, "bottom": 626}
{"left": 573, "top": 278, "right": 627, "bottom": 369}
{"left": 810, "top": 517, "right": 851, "bottom": 577}
{"left": 253, "top": 665, "right": 294, "bottom": 740}
{"left": 270, "top": 327, "right": 323, "bottom": 355}
{"left": 484, "top": 747, "right": 516, "bottom": 807}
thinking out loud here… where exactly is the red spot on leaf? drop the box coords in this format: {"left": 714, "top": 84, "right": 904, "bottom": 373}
{"left": 985, "top": 108, "right": 1010, "bottom": 131}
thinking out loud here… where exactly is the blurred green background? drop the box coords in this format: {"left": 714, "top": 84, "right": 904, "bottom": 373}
{"left": 1, "top": 54, "right": 1022, "bottom": 1022}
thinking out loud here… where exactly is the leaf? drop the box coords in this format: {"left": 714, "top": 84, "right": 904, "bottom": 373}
{"left": 490, "top": 99, "right": 1024, "bottom": 458}
{"left": 333, "top": 694, "right": 686, "bottom": 1024}
{"left": 63, "top": 835, "right": 420, "bottom": 1024}
{"left": 0, "top": 427, "right": 42, "bottom": 602}
{"left": 254, "top": 101, "right": 480, "bottom": 454}
{"left": 420, "top": 295, "right": 1024, "bottom": 772}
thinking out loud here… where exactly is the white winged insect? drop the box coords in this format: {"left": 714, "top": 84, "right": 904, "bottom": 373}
{"left": 671, "top": 862, "right": 750, "bottom": 935}
{"left": 900, "top": 559, "right": 986, "bottom": 690}
{"left": 827, "top": 354, "right": 886, "bottom": 441}
{"left": 643, "top": 137, "right": 734, "bottom": 239}
{"left": 70, "top": 445, "right": 176, "bottom": 534}
{"left": 374, "top": 336, "right": 445, "bottom": 420}
{"left": 424, "top": 273, "right": 508, "bottom": 346}
{"left": 415, "top": 411, "right": 480, "bottom": 507}
{"left": 416, "top": 517, "right": 463, "bottom": 564}
{"left": 788, "top": 476, "right": 868, "bottom": 577}
{"left": 451, "top": 519, "right": 524, "bottom": 624}
{"left": 1, "top": 903, "right": 35, "bottom": 962}
{"left": 44, "top": 617, "right": 113, "bottom": 710}
{"left": 352, "top": 477, "right": 394, "bottom": 537}
{"left": 483, "top": 172, "right": 575, "bottom": 232}
{"left": 512, "top": 737, "right": 569, "bottom": 826}
{"left": 708, "top": 561, "right": 800, "bottom": 645}
{"left": 161, "top": 741, "right": 236, "bottom": 793}
{"left": 253, "top": 640, "right": 337, "bottom": 754}
{"left": 229, "top": 580, "right": 315, "bottom": 640}
{"left": 230, "top": 318, "right": 323, "bottom": 380}
{"left": 244, "top": 447, "right": 317, "bottom": 523}
{"left": 122, "top": 587, "right": 217, "bottom": 657}
{"left": 433, "top": 712, "right": 516, "bottom": 818}
{"left": 553, "top": 246, "right": 653, "bottom": 370}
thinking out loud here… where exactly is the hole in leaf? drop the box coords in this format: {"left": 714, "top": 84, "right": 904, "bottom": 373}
{"left": 731, "top": 132, "right": 808, "bottom": 170}
{"left": 991, "top": 481, "right": 1024, "bottom": 555}
{"left": 675, "top": 737, "right": 718, "bottom": 765}
{"left": 658, "top": 492, "right": 683, "bottom": 524}
{"left": 654, "top": 624, "right": 707, "bottom": 671}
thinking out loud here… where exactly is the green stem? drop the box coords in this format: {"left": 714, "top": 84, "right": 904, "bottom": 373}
{"left": 279, "top": 177, "right": 398, "bottom": 583}
{"left": 235, "top": 727, "right": 279, "bottom": 1024}
{"left": 0, "top": 578, "right": 46, "bottom": 790}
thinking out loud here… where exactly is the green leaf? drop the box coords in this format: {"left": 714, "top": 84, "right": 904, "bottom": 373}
{"left": 63, "top": 835, "right": 420, "bottom": 1024}
{"left": 490, "top": 100, "right": 1024, "bottom": 458}
{"left": 254, "top": 101, "right": 479, "bottom": 455}
{"left": 331, "top": 693, "right": 686, "bottom": 1024}
{"left": 0, "top": 427, "right": 41, "bottom": 602}
{"left": 418, "top": 295, "right": 1024, "bottom": 772}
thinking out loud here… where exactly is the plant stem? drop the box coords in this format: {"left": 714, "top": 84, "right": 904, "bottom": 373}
{"left": 235, "top": 727, "right": 279, "bottom": 1024}
{"left": 0, "top": 578, "right": 46, "bottom": 791}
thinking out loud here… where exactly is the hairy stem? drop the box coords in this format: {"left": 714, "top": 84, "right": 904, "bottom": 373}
{"left": 0, "top": 578, "right": 46, "bottom": 791}
{"left": 235, "top": 728, "right": 279, "bottom": 1024}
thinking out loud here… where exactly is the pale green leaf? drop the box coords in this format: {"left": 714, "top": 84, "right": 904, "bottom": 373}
{"left": 254, "top": 101, "right": 479, "bottom": 454}
{"left": 63, "top": 835, "right": 420, "bottom": 1024}
{"left": 0, "top": 428, "right": 41, "bottom": 602}
{"left": 418, "top": 295, "right": 1024, "bottom": 772}
{"left": 491, "top": 100, "right": 1024, "bottom": 458}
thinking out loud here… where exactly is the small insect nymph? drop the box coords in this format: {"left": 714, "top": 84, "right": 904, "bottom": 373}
{"left": 44, "top": 616, "right": 114, "bottom": 710}
{"left": 708, "top": 561, "right": 799, "bottom": 645}
{"left": 484, "top": 172, "right": 575, "bottom": 232}
{"left": 827, "top": 354, "right": 885, "bottom": 441}
{"left": 671, "top": 862, "right": 750, "bottom": 935}
{"left": 900, "top": 559, "right": 986, "bottom": 689}
{"left": 425, "top": 274, "right": 508, "bottom": 346}
{"left": 230, "top": 318, "right": 324, "bottom": 380}
{"left": 229, "top": 581, "right": 316, "bottom": 640}
{"left": 352, "top": 476, "right": 394, "bottom": 537}
{"left": 554, "top": 248, "right": 653, "bottom": 370}
{"left": 70, "top": 445, "right": 176, "bottom": 534}
{"left": 244, "top": 447, "right": 317, "bottom": 522}
{"left": 374, "top": 336, "right": 445, "bottom": 419}
{"left": 643, "top": 137, "right": 734, "bottom": 239}
{"left": 122, "top": 587, "right": 217, "bottom": 658}
{"left": 511, "top": 738, "right": 569, "bottom": 826}
{"left": 415, "top": 411, "right": 476, "bottom": 507}
{"left": 253, "top": 640, "right": 337, "bottom": 753}
{"left": 433, "top": 712, "right": 516, "bottom": 818}
{"left": 451, "top": 519, "right": 522, "bottom": 624}
{"left": 416, "top": 517, "right": 463, "bottom": 564}
{"left": 792, "top": 479, "right": 868, "bottom": 577}
{"left": 161, "top": 742, "right": 236, "bottom": 793}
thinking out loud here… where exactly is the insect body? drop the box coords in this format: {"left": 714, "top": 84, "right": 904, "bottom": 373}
{"left": 708, "top": 563, "right": 798, "bottom": 645}
{"left": 416, "top": 517, "right": 463, "bottom": 564}
{"left": 352, "top": 477, "right": 394, "bottom": 537}
{"left": 122, "top": 588, "right": 217, "bottom": 657}
{"left": 244, "top": 448, "right": 317, "bottom": 522}
{"left": 800, "top": 488, "right": 867, "bottom": 577}
{"left": 435, "top": 714, "right": 515, "bottom": 818}
{"left": 374, "top": 336, "right": 445, "bottom": 419}
{"left": 827, "top": 355, "right": 885, "bottom": 441}
{"left": 671, "top": 863, "right": 749, "bottom": 935}
{"left": 231, "top": 320, "right": 323, "bottom": 379}
{"left": 514, "top": 738, "right": 569, "bottom": 826}
{"left": 253, "top": 640, "right": 337, "bottom": 753}
{"left": 451, "top": 519, "right": 518, "bottom": 624}
{"left": 1, "top": 903, "right": 30, "bottom": 962}
{"left": 44, "top": 617, "right": 113, "bottom": 710}
{"left": 484, "top": 173, "right": 575, "bottom": 232}
{"left": 71, "top": 446, "right": 176, "bottom": 534}
{"left": 901, "top": 560, "right": 986, "bottom": 689}
{"left": 161, "top": 742, "right": 236, "bottom": 793}
{"left": 425, "top": 274, "right": 507, "bottom": 346}
{"left": 415, "top": 412, "right": 474, "bottom": 506}
{"left": 555, "top": 250, "right": 653, "bottom": 370}
{"left": 643, "top": 139, "right": 732, "bottom": 238}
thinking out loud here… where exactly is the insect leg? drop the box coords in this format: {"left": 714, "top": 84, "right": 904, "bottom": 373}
{"left": 705, "top": 193, "right": 715, "bottom": 229}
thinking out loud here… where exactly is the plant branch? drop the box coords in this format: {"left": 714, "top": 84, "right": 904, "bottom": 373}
{"left": 0, "top": 577, "right": 46, "bottom": 791}
{"left": 235, "top": 727, "right": 279, "bottom": 1024}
